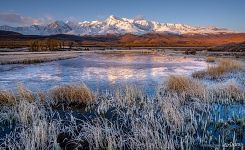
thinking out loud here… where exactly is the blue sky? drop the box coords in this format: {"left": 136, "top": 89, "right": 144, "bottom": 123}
{"left": 0, "top": 0, "right": 245, "bottom": 31}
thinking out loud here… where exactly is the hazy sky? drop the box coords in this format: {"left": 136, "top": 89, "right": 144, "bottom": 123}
{"left": 0, "top": 0, "right": 244, "bottom": 31}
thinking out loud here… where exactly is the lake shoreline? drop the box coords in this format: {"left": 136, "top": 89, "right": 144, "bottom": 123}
{"left": 1, "top": 48, "right": 244, "bottom": 65}
{"left": 0, "top": 51, "right": 83, "bottom": 65}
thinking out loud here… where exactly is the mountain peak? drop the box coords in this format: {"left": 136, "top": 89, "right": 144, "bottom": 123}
{"left": 47, "top": 21, "right": 69, "bottom": 29}
{"left": 108, "top": 15, "right": 119, "bottom": 19}
{"left": 106, "top": 15, "right": 122, "bottom": 23}
{"left": 0, "top": 16, "right": 236, "bottom": 35}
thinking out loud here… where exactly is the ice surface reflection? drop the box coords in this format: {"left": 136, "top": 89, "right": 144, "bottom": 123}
{"left": 0, "top": 53, "right": 207, "bottom": 94}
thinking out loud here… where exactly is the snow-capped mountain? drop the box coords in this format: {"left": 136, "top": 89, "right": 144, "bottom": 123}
{"left": 0, "top": 15, "right": 235, "bottom": 35}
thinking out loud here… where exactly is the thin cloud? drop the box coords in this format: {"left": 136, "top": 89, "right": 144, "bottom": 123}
{"left": 0, "top": 12, "right": 54, "bottom": 26}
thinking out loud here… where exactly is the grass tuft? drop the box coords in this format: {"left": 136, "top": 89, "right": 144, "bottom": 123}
{"left": 124, "top": 85, "right": 144, "bottom": 106}
{"left": 50, "top": 84, "right": 94, "bottom": 109}
{"left": 0, "top": 90, "right": 16, "bottom": 106}
{"left": 17, "top": 84, "right": 35, "bottom": 102}
{"left": 209, "top": 81, "right": 245, "bottom": 103}
{"left": 165, "top": 75, "right": 205, "bottom": 98}
{"left": 193, "top": 59, "right": 244, "bottom": 79}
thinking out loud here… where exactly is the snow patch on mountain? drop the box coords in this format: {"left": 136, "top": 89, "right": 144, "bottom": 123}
{"left": 0, "top": 15, "right": 235, "bottom": 35}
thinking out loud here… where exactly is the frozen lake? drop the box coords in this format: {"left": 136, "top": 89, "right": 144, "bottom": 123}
{"left": 0, "top": 52, "right": 207, "bottom": 94}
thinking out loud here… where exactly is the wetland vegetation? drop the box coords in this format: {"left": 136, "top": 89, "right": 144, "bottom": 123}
{"left": 0, "top": 54, "right": 244, "bottom": 149}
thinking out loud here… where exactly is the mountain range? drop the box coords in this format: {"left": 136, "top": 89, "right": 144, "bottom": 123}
{"left": 0, "top": 15, "right": 237, "bottom": 36}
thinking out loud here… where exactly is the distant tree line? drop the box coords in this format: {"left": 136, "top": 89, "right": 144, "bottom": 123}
{"left": 29, "top": 39, "right": 75, "bottom": 51}
{"left": 0, "top": 41, "right": 24, "bottom": 49}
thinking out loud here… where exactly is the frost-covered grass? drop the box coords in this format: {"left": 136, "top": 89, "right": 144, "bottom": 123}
{"left": 0, "top": 70, "right": 245, "bottom": 149}
{"left": 192, "top": 58, "right": 244, "bottom": 79}
{"left": 164, "top": 75, "right": 206, "bottom": 99}
{"left": 0, "top": 51, "right": 81, "bottom": 65}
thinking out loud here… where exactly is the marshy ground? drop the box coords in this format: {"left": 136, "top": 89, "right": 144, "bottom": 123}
{"left": 0, "top": 50, "right": 245, "bottom": 149}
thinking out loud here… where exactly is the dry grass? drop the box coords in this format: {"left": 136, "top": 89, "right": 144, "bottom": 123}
{"left": 207, "top": 59, "right": 243, "bottom": 78}
{"left": 222, "top": 83, "right": 244, "bottom": 101}
{"left": 209, "top": 81, "right": 245, "bottom": 103}
{"left": 0, "top": 84, "right": 95, "bottom": 109}
{"left": 1, "top": 100, "right": 61, "bottom": 149}
{"left": 159, "top": 96, "right": 184, "bottom": 127}
{"left": 0, "top": 85, "right": 38, "bottom": 106}
{"left": 123, "top": 85, "right": 144, "bottom": 106}
{"left": 0, "top": 90, "right": 16, "bottom": 106}
{"left": 192, "top": 70, "right": 206, "bottom": 79}
{"left": 206, "top": 56, "right": 215, "bottom": 62}
{"left": 50, "top": 84, "right": 94, "bottom": 109}
{"left": 165, "top": 75, "right": 205, "bottom": 98}
{"left": 0, "top": 51, "right": 81, "bottom": 65}
{"left": 193, "top": 59, "right": 244, "bottom": 79}
{"left": 0, "top": 82, "right": 245, "bottom": 149}
{"left": 166, "top": 75, "right": 191, "bottom": 93}
{"left": 36, "top": 91, "right": 46, "bottom": 103}
{"left": 17, "top": 85, "right": 35, "bottom": 102}
{"left": 219, "top": 59, "right": 243, "bottom": 70}
{"left": 112, "top": 85, "right": 146, "bottom": 108}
